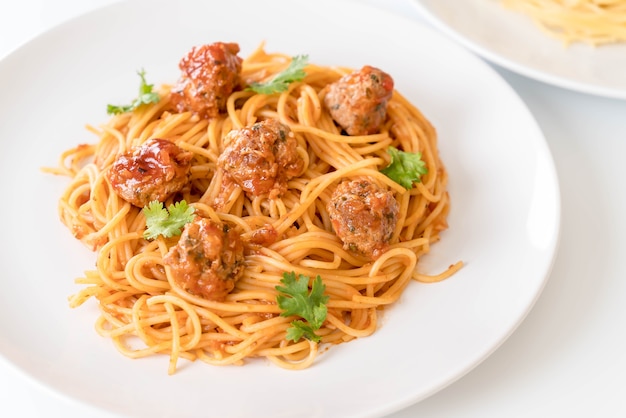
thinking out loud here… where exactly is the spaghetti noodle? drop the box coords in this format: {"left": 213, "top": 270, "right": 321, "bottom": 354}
{"left": 45, "top": 42, "right": 460, "bottom": 373}
{"left": 500, "top": 0, "right": 626, "bottom": 45}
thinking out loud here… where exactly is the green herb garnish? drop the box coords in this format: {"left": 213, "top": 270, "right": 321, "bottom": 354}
{"left": 107, "top": 69, "right": 160, "bottom": 115}
{"left": 142, "top": 200, "right": 195, "bottom": 240}
{"left": 380, "top": 146, "right": 428, "bottom": 189}
{"left": 247, "top": 55, "right": 309, "bottom": 95}
{"left": 276, "top": 272, "right": 329, "bottom": 343}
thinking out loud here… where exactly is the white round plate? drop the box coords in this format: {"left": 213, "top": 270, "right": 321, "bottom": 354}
{"left": 411, "top": 0, "right": 626, "bottom": 99}
{"left": 0, "top": 0, "right": 560, "bottom": 417}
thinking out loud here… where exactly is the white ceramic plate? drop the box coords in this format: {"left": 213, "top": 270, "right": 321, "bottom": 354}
{"left": 0, "top": 0, "right": 560, "bottom": 417}
{"left": 411, "top": 0, "right": 626, "bottom": 99}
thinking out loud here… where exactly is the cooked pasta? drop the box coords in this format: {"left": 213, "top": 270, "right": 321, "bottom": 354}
{"left": 500, "top": 0, "right": 626, "bottom": 45}
{"left": 44, "top": 42, "right": 460, "bottom": 373}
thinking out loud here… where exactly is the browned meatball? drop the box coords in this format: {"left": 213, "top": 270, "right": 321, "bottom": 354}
{"left": 163, "top": 217, "right": 245, "bottom": 301}
{"left": 107, "top": 138, "right": 193, "bottom": 208}
{"left": 323, "top": 66, "right": 394, "bottom": 136}
{"left": 217, "top": 119, "right": 304, "bottom": 199}
{"left": 171, "top": 42, "right": 243, "bottom": 119}
{"left": 327, "top": 178, "right": 399, "bottom": 260}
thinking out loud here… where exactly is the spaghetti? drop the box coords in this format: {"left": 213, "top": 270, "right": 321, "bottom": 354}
{"left": 45, "top": 42, "right": 460, "bottom": 373}
{"left": 500, "top": 0, "right": 626, "bottom": 45}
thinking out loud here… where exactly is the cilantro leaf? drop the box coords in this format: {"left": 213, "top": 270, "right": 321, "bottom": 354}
{"left": 380, "top": 146, "right": 428, "bottom": 189}
{"left": 142, "top": 200, "right": 195, "bottom": 240}
{"left": 285, "top": 321, "right": 321, "bottom": 343}
{"left": 107, "top": 69, "right": 161, "bottom": 115}
{"left": 276, "top": 272, "right": 329, "bottom": 343}
{"left": 247, "top": 55, "right": 309, "bottom": 95}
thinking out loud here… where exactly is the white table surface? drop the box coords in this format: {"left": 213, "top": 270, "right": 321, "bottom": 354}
{"left": 2, "top": 0, "right": 626, "bottom": 417}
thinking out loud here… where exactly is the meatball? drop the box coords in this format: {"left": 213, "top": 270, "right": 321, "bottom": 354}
{"left": 323, "top": 65, "right": 394, "bottom": 136}
{"left": 171, "top": 42, "right": 243, "bottom": 119}
{"left": 327, "top": 178, "right": 399, "bottom": 259}
{"left": 163, "top": 217, "right": 245, "bottom": 301}
{"left": 107, "top": 138, "right": 193, "bottom": 208}
{"left": 217, "top": 119, "right": 304, "bottom": 198}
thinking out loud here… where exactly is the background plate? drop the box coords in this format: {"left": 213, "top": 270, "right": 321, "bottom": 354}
{"left": 411, "top": 0, "right": 626, "bottom": 99}
{"left": 0, "top": 0, "right": 560, "bottom": 416}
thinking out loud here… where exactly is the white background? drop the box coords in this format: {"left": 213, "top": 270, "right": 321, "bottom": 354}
{"left": 1, "top": 0, "right": 626, "bottom": 417}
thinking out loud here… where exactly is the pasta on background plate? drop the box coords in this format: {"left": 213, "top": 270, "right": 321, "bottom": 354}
{"left": 500, "top": 0, "right": 626, "bottom": 46}
{"left": 45, "top": 41, "right": 461, "bottom": 374}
